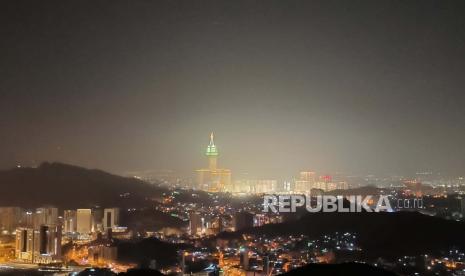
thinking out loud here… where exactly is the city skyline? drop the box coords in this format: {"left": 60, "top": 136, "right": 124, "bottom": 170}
{"left": 5, "top": 130, "right": 465, "bottom": 181}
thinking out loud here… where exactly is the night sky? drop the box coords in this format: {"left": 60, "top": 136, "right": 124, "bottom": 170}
{"left": 1, "top": 0, "right": 465, "bottom": 178}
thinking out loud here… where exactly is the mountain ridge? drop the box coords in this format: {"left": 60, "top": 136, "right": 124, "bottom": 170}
{"left": 0, "top": 162, "right": 166, "bottom": 209}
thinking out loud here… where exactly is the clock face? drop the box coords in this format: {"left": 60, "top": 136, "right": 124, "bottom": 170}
{"left": 206, "top": 145, "right": 218, "bottom": 156}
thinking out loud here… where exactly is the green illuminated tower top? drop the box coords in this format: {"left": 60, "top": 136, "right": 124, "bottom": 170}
{"left": 205, "top": 132, "right": 218, "bottom": 156}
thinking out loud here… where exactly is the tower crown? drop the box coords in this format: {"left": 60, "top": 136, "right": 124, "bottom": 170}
{"left": 205, "top": 132, "right": 219, "bottom": 156}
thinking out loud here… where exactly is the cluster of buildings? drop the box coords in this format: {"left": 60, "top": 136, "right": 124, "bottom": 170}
{"left": 154, "top": 189, "right": 285, "bottom": 240}
{"left": 63, "top": 208, "right": 121, "bottom": 237}
{"left": 16, "top": 224, "right": 62, "bottom": 264}
{"left": 177, "top": 229, "right": 465, "bottom": 276}
{"left": 175, "top": 232, "right": 361, "bottom": 275}
{"left": 195, "top": 133, "right": 231, "bottom": 192}
{"left": 0, "top": 206, "right": 122, "bottom": 265}
{"left": 188, "top": 211, "right": 257, "bottom": 236}
{"left": 230, "top": 173, "right": 349, "bottom": 194}
{"left": 194, "top": 133, "right": 349, "bottom": 194}
{"left": 232, "top": 179, "right": 278, "bottom": 194}
{"left": 293, "top": 172, "right": 349, "bottom": 193}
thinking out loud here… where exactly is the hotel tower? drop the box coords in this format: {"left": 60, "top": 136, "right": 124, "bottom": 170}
{"left": 196, "top": 133, "right": 231, "bottom": 192}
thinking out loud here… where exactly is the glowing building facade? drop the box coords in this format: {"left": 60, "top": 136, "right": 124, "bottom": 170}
{"left": 76, "top": 209, "right": 92, "bottom": 234}
{"left": 195, "top": 133, "right": 231, "bottom": 192}
{"left": 103, "top": 208, "right": 120, "bottom": 231}
{"left": 294, "top": 171, "right": 316, "bottom": 194}
{"left": 63, "top": 210, "right": 77, "bottom": 233}
{"left": 15, "top": 224, "right": 62, "bottom": 264}
{"left": 0, "top": 207, "right": 22, "bottom": 234}
{"left": 294, "top": 172, "right": 348, "bottom": 193}
{"left": 233, "top": 179, "right": 278, "bottom": 193}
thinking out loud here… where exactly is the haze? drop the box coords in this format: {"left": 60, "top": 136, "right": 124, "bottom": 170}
{"left": 1, "top": 0, "right": 465, "bottom": 178}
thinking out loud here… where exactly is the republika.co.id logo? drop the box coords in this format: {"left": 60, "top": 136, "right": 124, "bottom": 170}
{"left": 263, "top": 195, "right": 423, "bottom": 213}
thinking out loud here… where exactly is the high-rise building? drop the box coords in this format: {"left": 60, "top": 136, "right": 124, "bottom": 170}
{"left": 0, "top": 207, "right": 22, "bottom": 234}
{"left": 88, "top": 244, "right": 118, "bottom": 264}
{"left": 240, "top": 248, "right": 250, "bottom": 270}
{"left": 234, "top": 179, "right": 278, "bottom": 193}
{"left": 92, "top": 208, "right": 104, "bottom": 233}
{"left": 189, "top": 212, "right": 203, "bottom": 236}
{"left": 195, "top": 133, "right": 231, "bottom": 192}
{"left": 263, "top": 255, "right": 271, "bottom": 275}
{"left": 102, "top": 208, "right": 120, "bottom": 231}
{"left": 233, "top": 212, "right": 254, "bottom": 231}
{"left": 76, "top": 209, "right": 92, "bottom": 234}
{"left": 460, "top": 197, "right": 465, "bottom": 218}
{"left": 38, "top": 225, "right": 62, "bottom": 257}
{"left": 294, "top": 171, "right": 315, "bottom": 193}
{"left": 15, "top": 224, "right": 62, "bottom": 264}
{"left": 22, "top": 211, "right": 34, "bottom": 228}
{"left": 34, "top": 207, "right": 58, "bottom": 229}
{"left": 15, "top": 227, "right": 34, "bottom": 262}
{"left": 63, "top": 210, "right": 77, "bottom": 233}
{"left": 319, "top": 175, "right": 332, "bottom": 191}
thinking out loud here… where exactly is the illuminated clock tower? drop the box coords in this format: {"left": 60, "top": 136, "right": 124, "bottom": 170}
{"left": 206, "top": 132, "right": 218, "bottom": 171}
{"left": 195, "top": 133, "right": 231, "bottom": 192}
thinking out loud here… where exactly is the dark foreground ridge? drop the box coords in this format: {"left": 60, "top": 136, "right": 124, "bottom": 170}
{"left": 217, "top": 211, "right": 465, "bottom": 259}
{"left": 0, "top": 263, "right": 397, "bottom": 276}
{"left": 281, "top": 262, "right": 398, "bottom": 276}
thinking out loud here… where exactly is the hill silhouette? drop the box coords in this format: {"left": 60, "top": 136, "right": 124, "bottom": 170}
{"left": 0, "top": 162, "right": 166, "bottom": 209}
{"left": 217, "top": 211, "right": 465, "bottom": 259}
{"left": 115, "top": 237, "right": 189, "bottom": 267}
{"left": 282, "top": 262, "right": 398, "bottom": 276}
